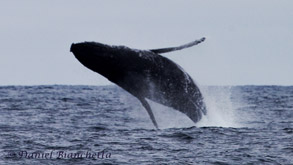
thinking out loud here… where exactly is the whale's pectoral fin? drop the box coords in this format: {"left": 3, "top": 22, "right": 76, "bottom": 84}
{"left": 150, "top": 37, "right": 205, "bottom": 54}
{"left": 139, "top": 98, "right": 159, "bottom": 129}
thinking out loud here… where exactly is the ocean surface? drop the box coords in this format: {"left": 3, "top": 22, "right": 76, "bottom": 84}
{"left": 0, "top": 85, "right": 292, "bottom": 164}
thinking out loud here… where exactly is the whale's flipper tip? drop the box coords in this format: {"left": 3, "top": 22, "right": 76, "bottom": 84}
{"left": 139, "top": 98, "right": 159, "bottom": 129}
{"left": 150, "top": 37, "right": 206, "bottom": 54}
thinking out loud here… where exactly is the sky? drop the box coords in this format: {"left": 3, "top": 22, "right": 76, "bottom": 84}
{"left": 0, "top": 0, "right": 292, "bottom": 86}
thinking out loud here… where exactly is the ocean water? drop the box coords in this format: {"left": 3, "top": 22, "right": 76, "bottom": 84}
{"left": 0, "top": 85, "right": 292, "bottom": 164}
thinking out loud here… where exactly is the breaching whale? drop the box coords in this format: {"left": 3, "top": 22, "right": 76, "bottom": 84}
{"left": 70, "top": 38, "right": 207, "bottom": 129}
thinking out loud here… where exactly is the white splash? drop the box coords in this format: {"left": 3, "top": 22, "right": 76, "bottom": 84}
{"left": 196, "top": 86, "right": 243, "bottom": 128}
{"left": 121, "top": 85, "right": 246, "bottom": 129}
{"left": 147, "top": 99, "right": 195, "bottom": 129}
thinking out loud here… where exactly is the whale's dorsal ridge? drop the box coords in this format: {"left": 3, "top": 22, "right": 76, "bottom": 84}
{"left": 149, "top": 37, "right": 205, "bottom": 54}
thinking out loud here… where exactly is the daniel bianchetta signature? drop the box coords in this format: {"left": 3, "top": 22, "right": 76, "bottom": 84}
{"left": 4, "top": 150, "right": 111, "bottom": 160}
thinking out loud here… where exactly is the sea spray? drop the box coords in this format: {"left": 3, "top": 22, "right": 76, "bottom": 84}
{"left": 120, "top": 85, "right": 246, "bottom": 129}
{"left": 197, "top": 86, "right": 242, "bottom": 128}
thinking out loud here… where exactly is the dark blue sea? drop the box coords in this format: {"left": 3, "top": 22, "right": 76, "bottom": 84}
{"left": 0, "top": 85, "right": 292, "bottom": 164}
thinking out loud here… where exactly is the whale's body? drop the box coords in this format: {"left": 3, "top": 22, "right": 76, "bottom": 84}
{"left": 70, "top": 38, "right": 206, "bottom": 128}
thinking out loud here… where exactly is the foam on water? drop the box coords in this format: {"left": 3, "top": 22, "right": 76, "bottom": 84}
{"left": 196, "top": 86, "right": 244, "bottom": 128}
{"left": 148, "top": 86, "right": 245, "bottom": 129}
{"left": 119, "top": 85, "right": 247, "bottom": 129}
{"left": 148, "top": 99, "right": 195, "bottom": 129}
{"left": 118, "top": 91, "right": 194, "bottom": 129}
{"left": 155, "top": 86, "right": 248, "bottom": 129}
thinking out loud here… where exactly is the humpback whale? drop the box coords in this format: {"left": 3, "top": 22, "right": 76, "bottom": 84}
{"left": 70, "top": 38, "right": 207, "bottom": 129}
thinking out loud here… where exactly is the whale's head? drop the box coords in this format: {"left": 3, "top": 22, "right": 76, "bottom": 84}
{"left": 70, "top": 42, "right": 142, "bottom": 81}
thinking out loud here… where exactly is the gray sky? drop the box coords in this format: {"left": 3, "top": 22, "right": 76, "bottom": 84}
{"left": 1, "top": 0, "right": 292, "bottom": 86}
